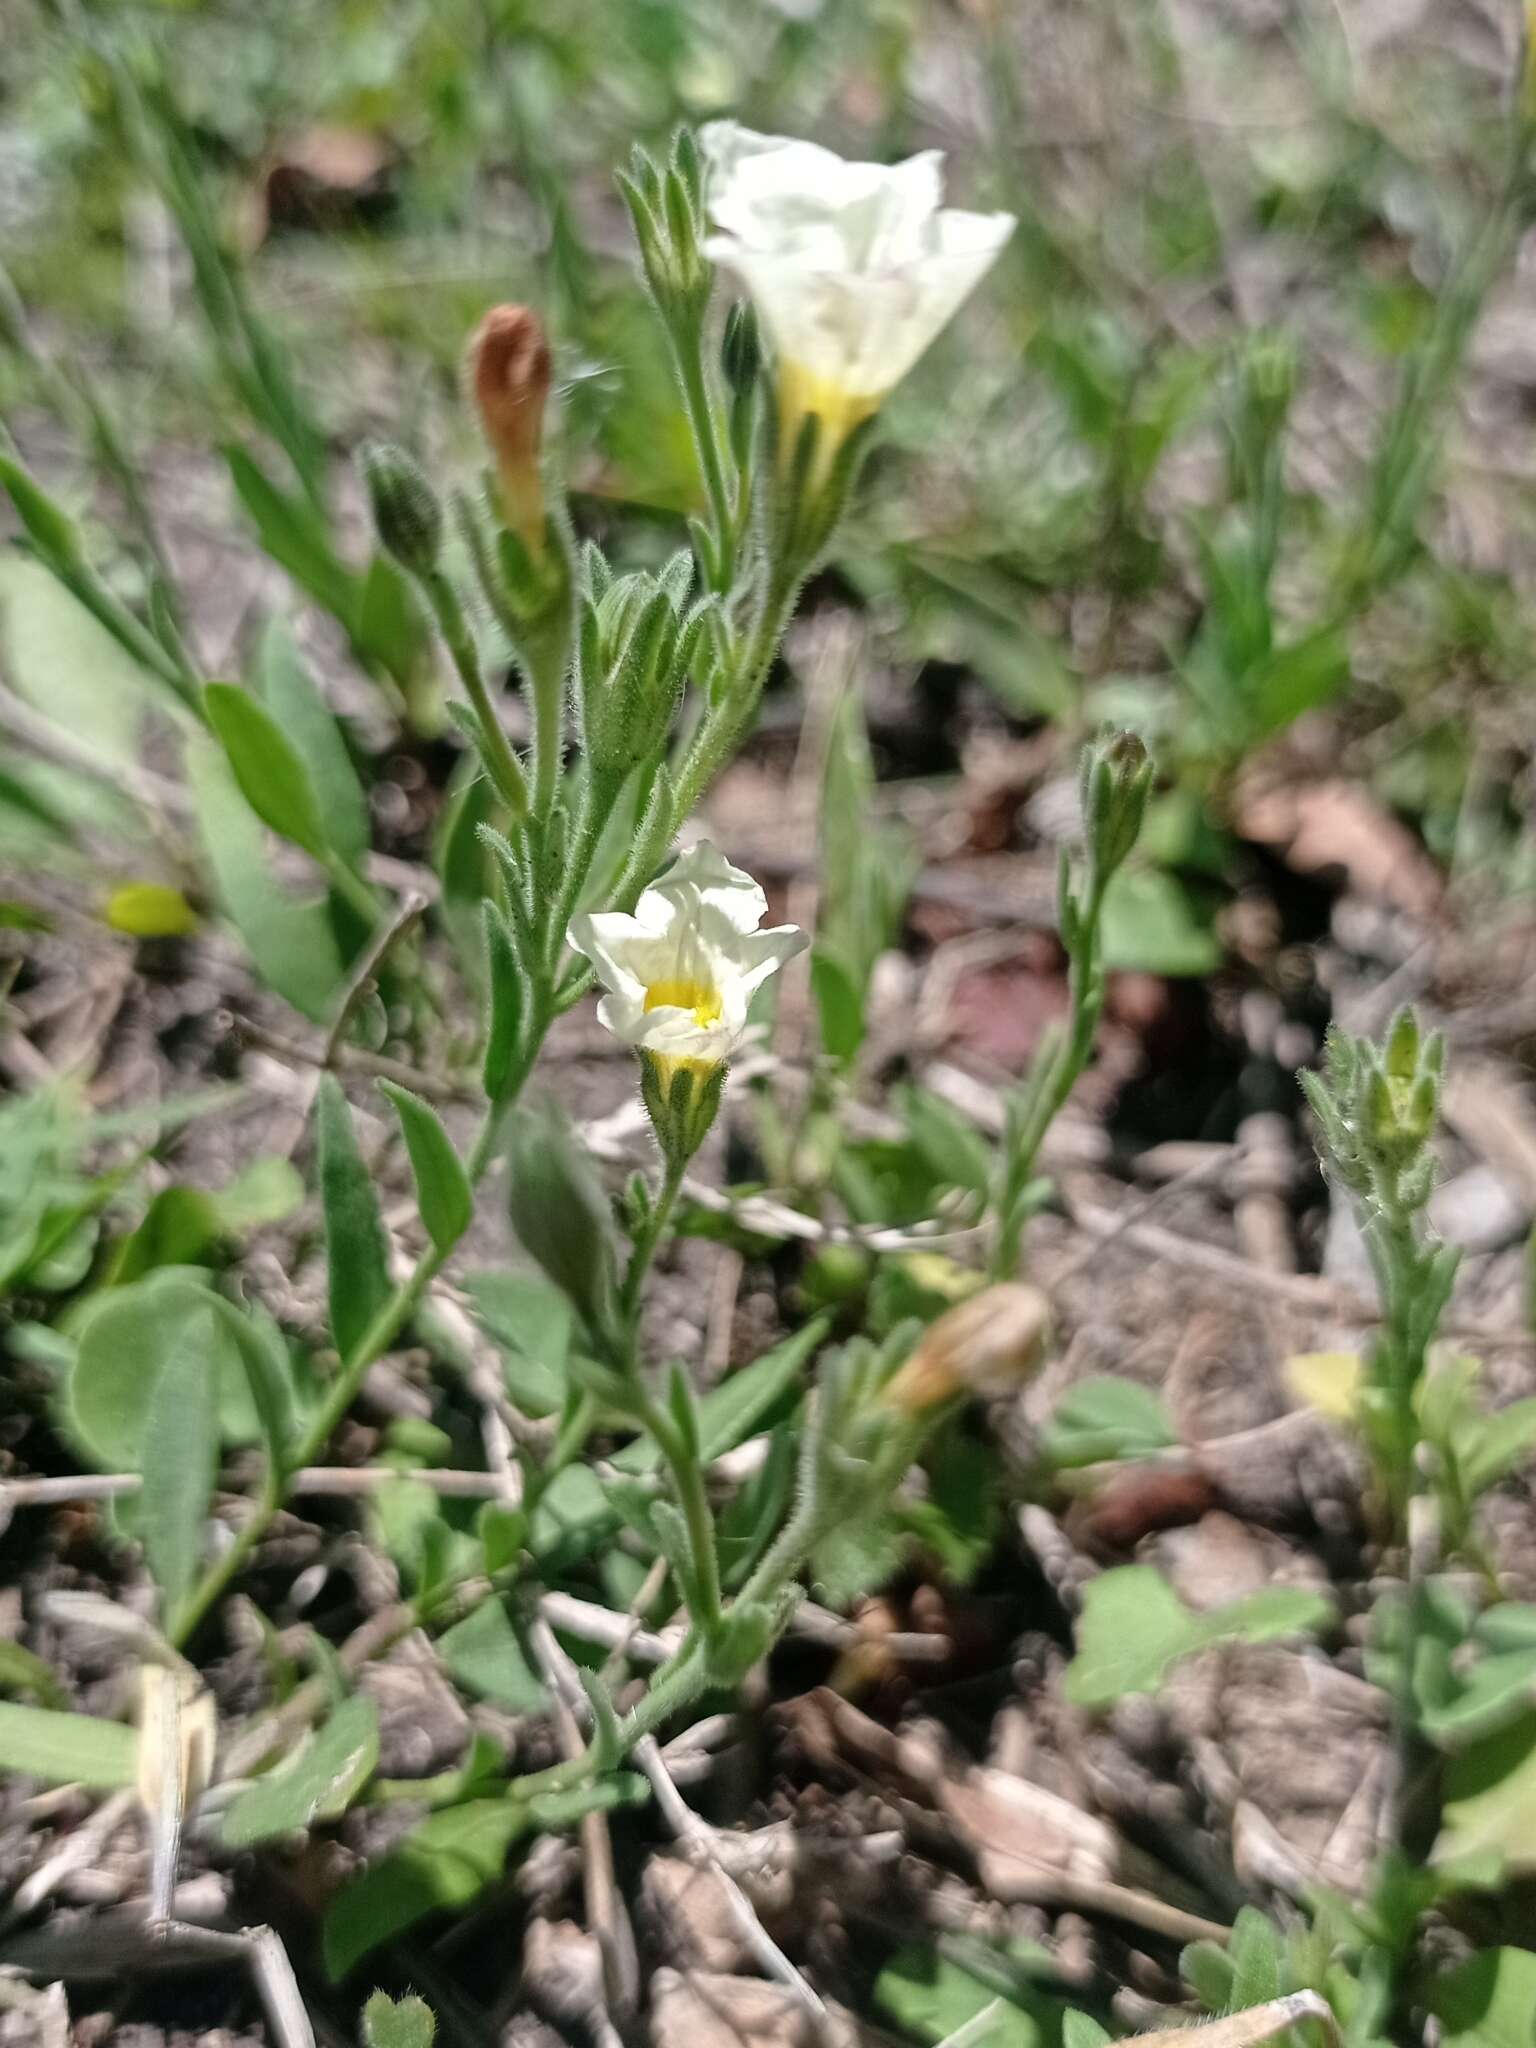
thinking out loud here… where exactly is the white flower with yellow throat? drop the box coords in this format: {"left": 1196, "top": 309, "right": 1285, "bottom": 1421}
{"left": 568, "top": 842, "right": 807, "bottom": 1091}
{"left": 699, "top": 122, "right": 1015, "bottom": 473}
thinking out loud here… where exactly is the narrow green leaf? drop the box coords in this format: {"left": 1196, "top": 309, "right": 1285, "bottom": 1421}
{"left": 185, "top": 734, "right": 345, "bottom": 1021}
{"left": 323, "top": 1798, "right": 530, "bottom": 1979}
{"left": 140, "top": 1291, "right": 221, "bottom": 1630}
{"left": 204, "top": 682, "right": 330, "bottom": 861}
{"left": 379, "top": 1082, "right": 472, "bottom": 1255}
{"left": 482, "top": 903, "right": 526, "bottom": 1102}
{"left": 0, "top": 1701, "right": 136, "bottom": 1788}
{"left": 254, "top": 619, "right": 370, "bottom": 863}
{"left": 224, "top": 445, "right": 360, "bottom": 627}
{"left": 0, "top": 1643, "right": 68, "bottom": 1708}
{"left": 316, "top": 1075, "right": 392, "bottom": 1360}
{"left": 810, "top": 946, "right": 865, "bottom": 1064}
{"left": 222, "top": 1693, "right": 379, "bottom": 1846}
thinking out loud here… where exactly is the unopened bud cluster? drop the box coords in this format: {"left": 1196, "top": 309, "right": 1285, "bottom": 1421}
{"left": 1301, "top": 1008, "right": 1446, "bottom": 1215}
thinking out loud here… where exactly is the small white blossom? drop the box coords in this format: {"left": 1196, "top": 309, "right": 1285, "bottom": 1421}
{"left": 699, "top": 122, "right": 1014, "bottom": 451}
{"left": 568, "top": 842, "right": 807, "bottom": 1077}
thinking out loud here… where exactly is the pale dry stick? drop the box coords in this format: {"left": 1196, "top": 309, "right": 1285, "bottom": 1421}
{"left": 631, "top": 1731, "right": 836, "bottom": 2042}
{"left": 525, "top": 1616, "right": 641, "bottom": 2031}
{"left": 1, "top": 1789, "right": 136, "bottom": 1927}
{"left": 0, "top": 1921, "right": 315, "bottom": 2048}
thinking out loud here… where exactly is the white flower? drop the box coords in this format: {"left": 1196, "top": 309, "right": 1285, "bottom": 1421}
{"left": 568, "top": 841, "right": 807, "bottom": 1079}
{"left": 699, "top": 122, "right": 1014, "bottom": 453}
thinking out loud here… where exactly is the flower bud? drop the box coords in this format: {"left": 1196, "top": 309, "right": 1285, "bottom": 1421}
{"left": 640, "top": 1050, "right": 725, "bottom": 1171}
{"left": 1080, "top": 729, "right": 1153, "bottom": 880}
{"left": 880, "top": 1282, "right": 1052, "bottom": 1417}
{"left": 720, "top": 301, "right": 761, "bottom": 399}
{"left": 361, "top": 439, "right": 442, "bottom": 577}
{"left": 468, "top": 304, "right": 551, "bottom": 554}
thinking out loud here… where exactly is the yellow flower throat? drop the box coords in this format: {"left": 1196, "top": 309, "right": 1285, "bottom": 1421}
{"left": 643, "top": 978, "right": 722, "bottom": 1029}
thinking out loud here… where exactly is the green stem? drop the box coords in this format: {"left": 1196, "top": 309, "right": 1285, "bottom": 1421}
{"left": 504, "top": 1636, "right": 709, "bottom": 1804}
{"left": 674, "top": 334, "right": 737, "bottom": 588}
{"left": 672, "top": 571, "right": 799, "bottom": 822}
{"left": 321, "top": 850, "right": 382, "bottom": 931}
{"left": 990, "top": 870, "right": 1109, "bottom": 1279}
{"left": 421, "top": 569, "right": 530, "bottom": 820}
{"left": 612, "top": 1155, "right": 723, "bottom": 1630}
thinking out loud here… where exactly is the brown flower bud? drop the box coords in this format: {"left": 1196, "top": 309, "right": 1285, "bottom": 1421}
{"left": 880, "top": 1282, "right": 1052, "bottom": 1418}
{"left": 468, "top": 304, "right": 552, "bottom": 552}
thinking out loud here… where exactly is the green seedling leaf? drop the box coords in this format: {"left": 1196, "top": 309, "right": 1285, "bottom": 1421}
{"left": 464, "top": 1269, "right": 573, "bottom": 1418}
{"left": 254, "top": 619, "right": 370, "bottom": 864}
{"left": 1063, "top": 2014, "right": 1112, "bottom": 2048}
{"left": 140, "top": 1290, "right": 220, "bottom": 1630}
{"left": 1040, "top": 1376, "right": 1180, "bottom": 1468}
{"left": 1435, "top": 1712, "right": 1536, "bottom": 1872}
{"left": 115, "top": 1156, "right": 304, "bottom": 1281}
{"left": 0, "top": 1643, "right": 67, "bottom": 1708}
{"left": 379, "top": 1082, "right": 472, "bottom": 1255}
{"left": 362, "top": 1992, "right": 436, "bottom": 2048}
{"left": 67, "top": 1276, "right": 261, "bottom": 1469}
{"left": 1460, "top": 1399, "right": 1536, "bottom": 1496}
{"left": 438, "top": 1598, "right": 548, "bottom": 1713}
{"left": 186, "top": 734, "right": 345, "bottom": 1021}
{"left": 1424, "top": 1948, "right": 1536, "bottom": 2048}
{"left": 316, "top": 1075, "right": 392, "bottom": 1360}
{"left": 1225, "top": 1905, "right": 1285, "bottom": 2011}
{"left": 1064, "top": 1566, "right": 1334, "bottom": 1708}
{"left": 0, "top": 1701, "right": 136, "bottom": 1788}
{"left": 1476, "top": 1605, "right": 1536, "bottom": 1654}
{"left": 874, "top": 1942, "right": 1063, "bottom": 2046}
{"left": 323, "top": 1798, "right": 530, "bottom": 1979}
{"left": 1100, "top": 868, "right": 1220, "bottom": 977}
{"left": 204, "top": 682, "right": 330, "bottom": 862}
{"left": 222, "top": 1693, "right": 379, "bottom": 1846}
{"left": 1422, "top": 1648, "right": 1536, "bottom": 1749}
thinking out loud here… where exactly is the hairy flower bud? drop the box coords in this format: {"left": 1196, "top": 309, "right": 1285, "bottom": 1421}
{"left": 468, "top": 304, "right": 552, "bottom": 553}
{"left": 1080, "top": 728, "right": 1153, "bottom": 880}
{"left": 880, "top": 1282, "right": 1052, "bottom": 1417}
{"left": 361, "top": 439, "right": 442, "bottom": 577}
